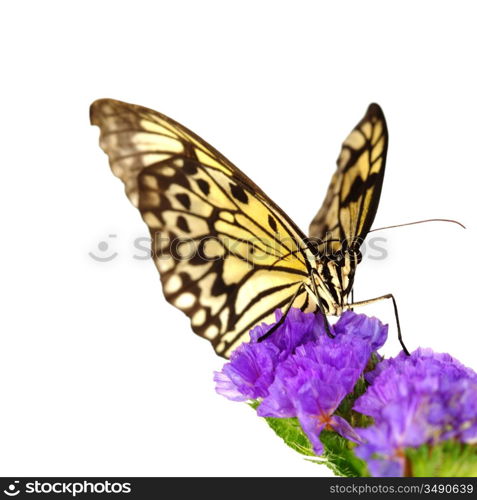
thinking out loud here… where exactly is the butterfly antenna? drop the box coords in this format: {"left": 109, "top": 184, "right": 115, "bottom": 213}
{"left": 369, "top": 218, "right": 466, "bottom": 233}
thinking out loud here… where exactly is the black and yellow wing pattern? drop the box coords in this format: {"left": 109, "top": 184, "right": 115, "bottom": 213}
{"left": 309, "top": 103, "right": 388, "bottom": 254}
{"left": 90, "top": 99, "right": 317, "bottom": 357}
{"left": 90, "top": 99, "right": 388, "bottom": 358}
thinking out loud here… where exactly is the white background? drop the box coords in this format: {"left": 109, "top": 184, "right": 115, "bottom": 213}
{"left": 0, "top": 0, "right": 475, "bottom": 477}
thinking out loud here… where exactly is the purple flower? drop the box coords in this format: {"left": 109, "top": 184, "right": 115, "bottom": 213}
{"left": 215, "top": 308, "right": 389, "bottom": 453}
{"left": 214, "top": 309, "right": 321, "bottom": 401}
{"left": 333, "top": 310, "right": 388, "bottom": 352}
{"left": 295, "top": 378, "right": 363, "bottom": 455}
{"left": 215, "top": 308, "right": 389, "bottom": 402}
{"left": 249, "top": 308, "right": 323, "bottom": 361}
{"left": 354, "top": 423, "right": 407, "bottom": 477}
{"left": 355, "top": 396, "right": 432, "bottom": 477}
{"left": 258, "top": 334, "right": 370, "bottom": 454}
{"left": 213, "top": 341, "right": 279, "bottom": 401}
{"left": 354, "top": 348, "right": 477, "bottom": 476}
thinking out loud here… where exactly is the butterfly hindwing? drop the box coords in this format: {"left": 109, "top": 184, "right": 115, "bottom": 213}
{"left": 309, "top": 103, "right": 388, "bottom": 254}
{"left": 90, "top": 99, "right": 315, "bottom": 357}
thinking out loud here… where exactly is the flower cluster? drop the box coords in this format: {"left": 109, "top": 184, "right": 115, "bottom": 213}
{"left": 353, "top": 348, "right": 477, "bottom": 476}
{"left": 215, "top": 309, "right": 388, "bottom": 454}
{"left": 214, "top": 308, "right": 477, "bottom": 477}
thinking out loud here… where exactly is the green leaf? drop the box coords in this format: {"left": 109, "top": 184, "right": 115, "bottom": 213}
{"left": 250, "top": 403, "right": 368, "bottom": 476}
{"left": 319, "top": 430, "right": 368, "bottom": 477}
{"left": 249, "top": 401, "right": 316, "bottom": 457}
{"left": 406, "top": 441, "right": 477, "bottom": 477}
{"left": 263, "top": 415, "right": 316, "bottom": 457}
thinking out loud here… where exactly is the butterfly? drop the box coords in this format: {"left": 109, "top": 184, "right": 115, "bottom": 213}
{"left": 90, "top": 99, "right": 405, "bottom": 358}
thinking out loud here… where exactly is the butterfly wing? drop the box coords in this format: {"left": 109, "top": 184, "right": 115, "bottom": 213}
{"left": 309, "top": 103, "right": 388, "bottom": 254}
{"left": 90, "top": 99, "right": 315, "bottom": 357}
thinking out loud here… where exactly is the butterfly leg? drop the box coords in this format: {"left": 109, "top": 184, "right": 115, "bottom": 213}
{"left": 348, "top": 293, "right": 410, "bottom": 355}
{"left": 257, "top": 282, "right": 306, "bottom": 342}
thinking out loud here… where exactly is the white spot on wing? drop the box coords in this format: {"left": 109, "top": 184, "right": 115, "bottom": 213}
{"left": 175, "top": 292, "right": 196, "bottom": 309}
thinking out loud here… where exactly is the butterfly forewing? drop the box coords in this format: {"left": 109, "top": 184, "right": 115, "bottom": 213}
{"left": 90, "top": 99, "right": 315, "bottom": 357}
{"left": 309, "top": 103, "right": 388, "bottom": 254}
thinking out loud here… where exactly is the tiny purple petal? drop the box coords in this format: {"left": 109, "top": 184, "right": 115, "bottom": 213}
{"left": 257, "top": 358, "right": 306, "bottom": 418}
{"left": 213, "top": 371, "right": 248, "bottom": 402}
{"left": 215, "top": 341, "right": 279, "bottom": 400}
{"left": 299, "top": 417, "right": 326, "bottom": 455}
{"left": 249, "top": 308, "right": 323, "bottom": 360}
{"left": 334, "top": 310, "right": 388, "bottom": 352}
{"left": 330, "top": 415, "right": 363, "bottom": 444}
{"left": 355, "top": 424, "right": 406, "bottom": 477}
{"left": 366, "top": 457, "right": 404, "bottom": 478}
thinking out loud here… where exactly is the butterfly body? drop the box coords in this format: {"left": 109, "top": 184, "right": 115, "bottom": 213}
{"left": 314, "top": 250, "right": 361, "bottom": 316}
{"left": 91, "top": 99, "right": 388, "bottom": 357}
